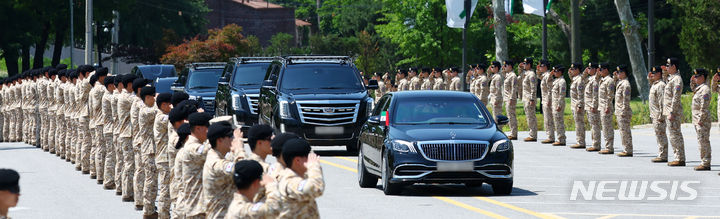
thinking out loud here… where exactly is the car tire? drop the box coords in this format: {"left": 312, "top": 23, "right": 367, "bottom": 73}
{"left": 357, "top": 146, "right": 378, "bottom": 188}
{"left": 381, "top": 152, "right": 402, "bottom": 195}
{"left": 491, "top": 180, "right": 513, "bottom": 195}
{"left": 464, "top": 182, "right": 484, "bottom": 188}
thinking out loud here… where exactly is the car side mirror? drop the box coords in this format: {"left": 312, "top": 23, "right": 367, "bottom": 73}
{"left": 366, "top": 79, "right": 379, "bottom": 90}
{"left": 262, "top": 80, "right": 275, "bottom": 89}
{"left": 496, "top": 115, "right": 509, "bottom": 126}
{"left": 367, "top": 115, "right": 381, "bottom": 124}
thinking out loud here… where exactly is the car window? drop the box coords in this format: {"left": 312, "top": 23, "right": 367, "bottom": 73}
{"left": 232, "top": 63, "right": 270, "bottom": 87}
{"left": 372, "top": 95, "right": 390, "bottom": 116}
{"left": 186, "top": 68, "right": 223, "bottom": 89}
{"left": 279, "top": 65, "right": 364, "bottom": 91}
{"left": 393, "top": 97, "right": 488, "bottom": 125}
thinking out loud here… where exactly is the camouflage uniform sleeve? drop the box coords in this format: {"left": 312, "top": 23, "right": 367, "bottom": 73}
{"left": 577, "top": 80, "right": 585, "bottom": 109}
{"left": 670, "top": 78, "right": 683, "bottom": 114}
{"left": 284, "top": 162, "right": 324, "bottom": 201}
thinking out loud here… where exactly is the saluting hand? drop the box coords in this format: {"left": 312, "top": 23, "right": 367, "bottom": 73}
{"left": 305, "top": 151, "right": 320, "bottom": 168}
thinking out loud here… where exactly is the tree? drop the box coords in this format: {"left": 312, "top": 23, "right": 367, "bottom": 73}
{"left": 491, "top": 0, "right": 508, "bottom": 61}
{"left": 614, "top": 0, "right": 648, "bottom": 99}
{"left": 160, "top": 24, "right": 255, "bottom": 71}
{"left": 666, "top": 0, "right": 720, "bottom": 69}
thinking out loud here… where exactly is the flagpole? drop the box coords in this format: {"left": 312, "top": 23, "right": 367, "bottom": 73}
{"left": 542, "top": 0, "right": 547, "bottom": 60}
{"left": 461, "top": 0, "right": 470, "bottom": 91}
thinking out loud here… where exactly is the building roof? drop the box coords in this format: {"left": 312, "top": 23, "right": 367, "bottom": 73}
{"left": 233, "top": 0, "right": 283, "bottom": 9}
{"left": 295, "top": 19, "right": 311, "bottom": 26}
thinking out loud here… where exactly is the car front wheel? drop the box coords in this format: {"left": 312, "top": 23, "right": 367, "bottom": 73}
{"left": 381, "top": 152, "right": 402, "bottom": 195}
{"left": 357, "top": 145, "right": 378, "bottom": 188}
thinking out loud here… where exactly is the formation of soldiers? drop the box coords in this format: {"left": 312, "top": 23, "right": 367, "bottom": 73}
{"left": 373, "top": 57, "right": 717, "bottom": 173}
{"left": 0, "top": 65, "right": 325, "bottom": 219}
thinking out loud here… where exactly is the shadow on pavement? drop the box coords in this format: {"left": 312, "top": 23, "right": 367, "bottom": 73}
{"left": 381, "top": 184, "right": 538, "bottom": 197}
{"left": 314, "top": 149, "right": 356, "bottom": 157}
{"left": 0, "top": 145, "right": 38, "bottom": 151}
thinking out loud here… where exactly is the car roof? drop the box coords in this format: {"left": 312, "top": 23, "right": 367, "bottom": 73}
{"left": 390, "top": 90, "right": 476, "bottom": 99}
{"left": 136, "top": 65, "right": 176, "bottom": 79}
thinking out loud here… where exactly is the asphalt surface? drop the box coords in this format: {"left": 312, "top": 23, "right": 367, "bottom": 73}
{"left": 2, "top": 126, "right": 720, "bottom": 219}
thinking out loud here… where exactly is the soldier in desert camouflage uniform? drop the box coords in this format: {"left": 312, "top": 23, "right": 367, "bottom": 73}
{"left": 648, "top": 66, "right": 669, "bottom": 162}
{"left": 488, "top": 62, "right": 503, "bottom": 120}
{"left": 614, "top": 66, "right": 633, "bottom": 157}
{"left": 176, "top": 112, "right": 213, "bottom": 219}
{"left": 138, "top": 86, "right": 158, "bottom": 217}
{"left": 597, "top": 64, "right": 616, "bottom": 155}
{"left": 520, "top": 58, "right": 537, "bottom": 142}
{"left": 225, "top": 160, "right": 282, "bottom": 219}
{"left": 502, "top": 60, "right": 518, "bottom": 140}
{"left": 664, "top": 58, "right": 686, "bottom": 166}
{"left": 538, "top": 60, "right": 555, "bottom": 144}
{"left": 277, "top": 138, "right": 324, "bottom": 219}
{"left": 551, "top": 66, "right": 566, "bottom": 146}
{"left": 691, "top": 69, "right": 712, "bottom": 171}
{"left": 569, "top": 63, "right": 586, "bottom": 149}
{"left": 202, "top": 121, "right": 245, "bottom": 219}
{"left": 153, "top": 93, "right": 172, "bottom": 219}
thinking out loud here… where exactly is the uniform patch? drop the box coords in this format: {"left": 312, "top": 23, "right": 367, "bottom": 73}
{"left": 704, "top": 94, "right": 709, "bottom": 100}
{"left": 251, "top": 202, "right": 264, "bottom": 212}
{"left": 224, "top": 163, "right": 234, "bottom": 173}
{"left": 162, "top": 115, "right": 168, "bottom": 122}
{"left": 196, "top": 145, "right": 205, "bottom": 154}
{"left": 298, "top": 180, "right": 307, "bottom": 191}
{"left": 625, "top": 89, "right": 630, "bottom": 95}
{"left": 579, "top": 86, "right": 583, "bottom": 90}
{"left": 676, "top": 86, "right": 681, "bottom": 91}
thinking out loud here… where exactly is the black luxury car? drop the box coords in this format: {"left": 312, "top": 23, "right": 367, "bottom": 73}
{"left": 357, "top": 91, "right": 513, "bottom": 195}
{"left": 215, "top": 57, "right": 277, "bottom": 131}
{"left": 258, "top": 56, "right": 378, "bottom": 152}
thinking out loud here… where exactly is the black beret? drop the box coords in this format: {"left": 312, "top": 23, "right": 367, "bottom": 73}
{"left": 113, "top": 74, "right": 123, "bottom": 86}
{"left": 553, "top": 65, "right": 566, "bottom": 72}
{"left": 693, "top": 68, "right": 708, "bottom": 77}
{"left": 56, "top": 64, "right": 68, "bottom": 70}
{"left": 0, "top": 169, "right": 20, "bottom": 194}
{"left": 598, "top": 63, "right": 610, "bottom": 70}
{"left": 616, "top": 65, "right": 628, "bottom": 73}
{"left": 42, "top": 67, "right": 51, "bottom": 73}
{"left": 103, "top": 76, "right": 115, "bottom": 86}
{"left": 233, "top": 160, "right": 264, "bottom": 190}
{"left": 178, "top": 99, "right": 201, "bottom": 111}
{"left": 188, "top": 112, "right": 212, "bottom": 127}
{"left": 503, "top": 60, "right": 514, "bottom": 66}
{"left": 156, "top": 93, "right": 172, "bottom": 106}
{"left": 171, "top": 92, "right": 190, "bottom": 107}
{"left": 491, "top": 61, "right": 501, "bottom": 68}
{"left": 122, "top": 74, "right": 136, "bottom": 84}
{"left": 208, "top": 121, "right": 234, "bottom": 143}
{"left": 78, "top": 65, "right": 92, "bottom": 74}
{"left": 477, "top": 63, "right": 488, "bottom": 69}
{"left": 409, "top": 67, "right": 418, "bottom": 73}
{"left": 95, "top": 67, "right": 109, "bottom": 77}
{"left": 68, "top": 70, "right": 78, "bottom": 79}
{"left": 397, "top": 69, "right": 407, "bottom": 75}
{"left": 539, "top": 60, "right": 550, "bottom": 67}
{"left": 449, "top": 67, "right": 459, "bottom": 72}
{"left": 89, "top": 74, "right": 98, "bottom": 85}
{"left": 271, "top": 133, "right": 300, "bottom": 157}
{"left": 282, "top": 138, "right": 312, "bottom": 168}
{"left": 168, "top": 106, "right": 188, "bottom": 123}
{"left": 570, "top": 63, "right": 583, "bottom": 69}
{"left": 666, "top": 57, "right": 679, "bottom": 66}
{"left": 651, "top": 66, "right": 662, "bottom": 73}
{"left": 133, "top": 78, "right": 149, "bottom": 91}
{"left": 175, "top": 123, "right": 191, "bottom": 149}
{"left": 523, "top": 57, "right": 534, "bottom": 64}
{"left": 140, "top": 86, "right": 156, "bottom": 99}
{"left": 248, "top": 124, "right": 274, "bottom": 150}
{"left": 587, "top": 62, "right": 598, "bottom": 68}
{"left": 48, "top": 68, "right": 58, "bottom": 76}
{"left": 58, "top": 69, "right": 67, "bottom": 78}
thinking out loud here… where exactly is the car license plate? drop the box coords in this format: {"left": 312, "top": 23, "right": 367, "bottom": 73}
{"left": 315, "top": 126, "right": 343, "bottom": 135}
{"left": 437, "top": 162, "right": 474, "bottom": 172}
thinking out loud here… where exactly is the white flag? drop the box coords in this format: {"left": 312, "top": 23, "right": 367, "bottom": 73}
{"left": 446, "top": 0, "right": 479, "bottom": 28}
{"left": 523, "top": 0, "right": 545, "bottom": 16}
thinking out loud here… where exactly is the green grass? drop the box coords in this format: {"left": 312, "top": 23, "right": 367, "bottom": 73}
{"left": 496, "top": 92, "right": 719, "bottom": 132}
{"left": 0, "top": 57, "right": 73, "bottom": 79}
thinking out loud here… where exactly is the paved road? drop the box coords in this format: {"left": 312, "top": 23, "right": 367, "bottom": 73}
{"left": 2, "top": 127, "right": 720, "bottom": 219}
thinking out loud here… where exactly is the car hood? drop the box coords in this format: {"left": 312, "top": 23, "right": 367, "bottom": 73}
{"left": 186, "top": 88, "right": 217, "bottom": 97}
{"left": 288, "top": 91, "right": 368, "bottom": 101}
{"left": 234, "top": 88, "right": 260, "bottom": 95}
{"left": 389, "top": 124, "right": 504, "bottom": 142}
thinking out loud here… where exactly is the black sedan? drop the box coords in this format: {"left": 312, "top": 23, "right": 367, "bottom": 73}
{"left": 357, "top": 91, "right": 513, "bottom": 195}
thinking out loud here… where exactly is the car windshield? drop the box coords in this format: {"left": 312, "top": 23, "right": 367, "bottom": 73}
{"left": 393, "top": 97, "right": 489, "bottom": 125}
{"left": 233, "top": 63, "right": 270, "bottom": 87}
{"left": 280, "top": 65, "right": 364, "bottom": 91}
{"left": 187, "top": 68, "right": 223, "bottom": 89}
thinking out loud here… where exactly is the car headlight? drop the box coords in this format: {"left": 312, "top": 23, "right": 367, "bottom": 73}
{"left": 491, "top": 139, "right": 511, "bottom": 152}
{"left": 391, "top": 140, "right": 417, "bottom": 153}
{"left": 231, "top": 94, "right": 242, "bottom": 110}
{"left": 188, "top": 95, "right": 200, "bottom": 100}
{"left": 366, "top": 98, "right": 374, "bottom": 116}
{"left": 279, "top": 100, "right": 291, "bottom": 119}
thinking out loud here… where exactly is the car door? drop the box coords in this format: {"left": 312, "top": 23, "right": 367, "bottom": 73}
{"left": 259, "top": 63, "right": 280, "bottom": 124}
{"left": 365, "top": 94, "right": 391, "bottom": 172}
{"left": 215, "top": 62, "right": 234, "bottom": 116}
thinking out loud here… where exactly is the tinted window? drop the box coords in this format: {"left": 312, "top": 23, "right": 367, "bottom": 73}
{"left": 280, "top": 65, "right": 364, "bottom": 91}
{"left": 393, "top": 97, "right": 488, "bottom": 125}
{"left": 187, "top": 68, "right": 224, "bottom": 89}
{"left": 232, "top": 63, "right": 270, "bottom": 87}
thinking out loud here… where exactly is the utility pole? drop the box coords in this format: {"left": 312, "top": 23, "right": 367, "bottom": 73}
{"left": 461, "top": 0, "right": 470, "bottom": 91}
{"left": 647, "top": 0, "right": 655, "bottom": 70}
{"left": 112, "top": 11, "right": 119, "bottom": 74}
{"left": 84, "top": 0, "right": 93, "bottom": 65}
{"left": 571, "top": 0, "right": 580, "bottom": 63}
{"left": 69, "top": 0, "right": 74, "bottom": 68}
{"left": 541, "top": 0, "right": 547, "bottom": 60}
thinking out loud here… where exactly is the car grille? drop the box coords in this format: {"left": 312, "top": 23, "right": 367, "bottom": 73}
{"left": 418, "top": 141, "right": 488, "bottom": 161}
{"left": 246, "top": 94, "right": 259, "bottom": 114}
{"left": 202, "top": 98, "right": 215, "bottom": 113}
{"left": 296, "top": 100, "right": 359, "bottom": 126}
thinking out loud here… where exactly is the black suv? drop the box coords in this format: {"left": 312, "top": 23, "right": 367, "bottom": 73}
{"left": 171, "top": 62, "right": 226, "bottom": 114}
{"left": 258, "top": 56, "right": 378, "bottom": 152}
{"left": 215, "top": 57, "right": 277, "bottom": 131}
